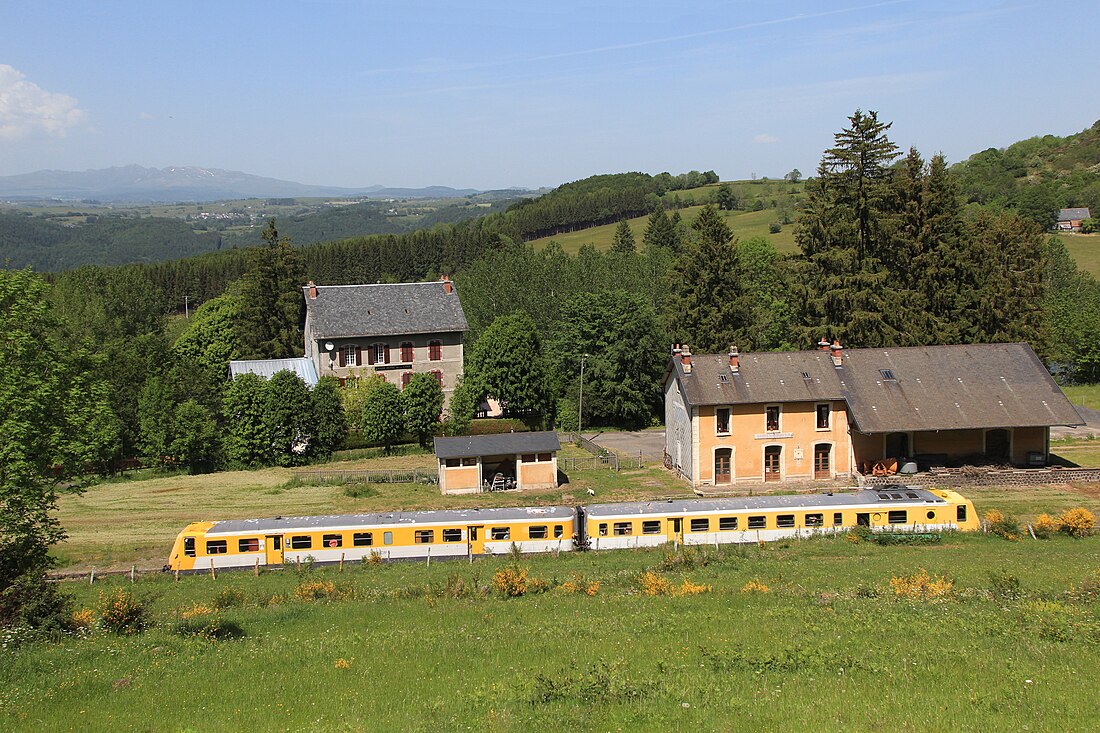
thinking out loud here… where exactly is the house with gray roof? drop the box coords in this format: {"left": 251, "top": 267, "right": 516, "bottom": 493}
{"left": 303, "top": 277, "right": 467, "bottom": 403}
{"left": 1057, "top": 208, "right": 1091, "bottom": 232}
{"left": 663, "top": 341, "right": 1082, "bottom": 487}
{"left": 434, "top": 431, "right": 561, "bottom": 494}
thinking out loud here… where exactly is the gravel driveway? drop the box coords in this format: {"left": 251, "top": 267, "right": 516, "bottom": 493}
{"left": 582, "top": 430, "right": 666, "bottom": 460}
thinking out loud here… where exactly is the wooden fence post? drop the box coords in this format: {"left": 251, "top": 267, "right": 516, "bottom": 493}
{"left": 254, "top": 557, "right": 260, "bottom": 576}
{"left": 89, "top": 568, "right": 95, "bottom": 585}
{"left": 130, "top": 565, "right": 135, "bottom": 583}
{"left": 339, "top": 552, "right": 345, "bottom": 572}
{"left": 209, "top": 559, "right": 216, "bottom": 581}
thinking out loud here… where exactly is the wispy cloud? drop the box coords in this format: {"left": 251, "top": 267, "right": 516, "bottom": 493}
{"left": 0, "top": 64, "right": 85, "bottom": 140}
{"left": 139, "top": 111, "right": 155, "bottom": 121}
{"left": 753, "top": 134, "right": 780, "bottom": 144}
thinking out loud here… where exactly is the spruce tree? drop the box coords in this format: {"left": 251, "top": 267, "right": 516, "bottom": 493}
{"left": 235, "top": 219, "right": 306, "bottom": 359}
{"left": 642, "top": 208, "right": 678, "bottom": 252}
{"left": 610, "top": 220, "right": 637, "bottom": 253}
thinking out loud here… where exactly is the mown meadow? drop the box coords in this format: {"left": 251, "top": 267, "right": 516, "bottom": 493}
{"left": 6, "top": 519, "right": 1100, "bottom": 732}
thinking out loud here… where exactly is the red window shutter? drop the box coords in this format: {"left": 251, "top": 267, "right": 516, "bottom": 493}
{"left": 354, "top": 346, "right": 362, "bottom": 367}
{"left": 366, "top": 345, "right": 375, "bottom": 365}
{"left": 384, "top": 345, "right": 391, "bottom": 364}
{"left": 402, "top": 372, "right": 411, "bottom": 389}
{"left": 338, "top": 348, "right": 346, "bottom": 368}
{"left": 434, "top": 370, "right": 443, "bottom": 388}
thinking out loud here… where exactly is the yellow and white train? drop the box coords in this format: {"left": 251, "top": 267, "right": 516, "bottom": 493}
{"left": 166, "top": 486, "right": 978, "bottom": 572}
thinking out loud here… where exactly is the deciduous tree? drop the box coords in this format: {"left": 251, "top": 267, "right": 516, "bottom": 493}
{"left": 466, "top": 312, "right": 551, "bottom": 428}
{"left": 222, "top": 373, "right": 272, "bottom": 467}
{"left": 263, "top": 370, "right": 315, "bottom": 466}
{"left": 311, "top": 376, "right": 348, "bottom": 457}
{"left": 403, "top": 373, "right": 445, "bottom": 447}
{"left": 360, "top": 381, "right": 405, "bottom": 452}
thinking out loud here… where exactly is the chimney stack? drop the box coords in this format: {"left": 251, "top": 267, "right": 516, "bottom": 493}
{"left": 729, "top": 345, "right": 740, "bottom": 373}
{"left": 818, "top": 337, "right": 830, "bottom": 352}
{"left": 441, "top": 274, "right": 453, "bottom": 294}
{"left": 680, "top": 344, "right": 692, "bottom": 374}
{"left": 307, "top": 281, "right": 318, "bottom": 300}
{"left": 830, "top": 339, "right": 843, "bottom": 367}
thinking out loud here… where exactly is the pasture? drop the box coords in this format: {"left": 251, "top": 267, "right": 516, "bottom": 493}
{"left": 5, "top": 521, "right": 1100, "bottom": 732}
{"left": 1060, "top": 232, "right": 1100, "bottom": 278}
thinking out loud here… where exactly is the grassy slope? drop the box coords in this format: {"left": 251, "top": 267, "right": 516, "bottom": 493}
{"left": 529, "top": 205, "right": 798, "bottom": 255}
{"left": 5, "top": 528, "right": 1100, "bottom": 731}
{"left": 1060, "top": 233, "right": 1100, "bottom": 278}
{"left": 1062, "top": 383, "right": 1100, "bottom": 410}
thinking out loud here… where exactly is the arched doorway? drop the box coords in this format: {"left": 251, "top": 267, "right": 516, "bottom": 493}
{"left": 985, "top": 429, "right": 1010, "bottom": 463}
{"left": 714, "top": 448, "right": 732, "bottom": 484}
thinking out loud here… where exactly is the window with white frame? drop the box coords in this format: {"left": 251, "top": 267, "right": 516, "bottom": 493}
{"left": 342, "top": 345, "right": 357, "bottom": 368}
{"left": 374, "top": 343, "right": 386, "bottom": 364}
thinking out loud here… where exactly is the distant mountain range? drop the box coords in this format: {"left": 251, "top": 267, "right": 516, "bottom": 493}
{"left": 0, "top": 165, "right": 483, "bottom": 202}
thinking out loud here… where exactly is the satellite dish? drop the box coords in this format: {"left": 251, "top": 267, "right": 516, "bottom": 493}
{"left": 324, "top": 341, "right": 335, "bottom": 352}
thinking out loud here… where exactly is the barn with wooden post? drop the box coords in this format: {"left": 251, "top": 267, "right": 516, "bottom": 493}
{"left": 434, "top": 432, "right": 561, "bottom": 494}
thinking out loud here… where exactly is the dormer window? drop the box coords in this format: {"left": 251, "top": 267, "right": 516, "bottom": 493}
{"left": 880, "top": 369, "right": 896, "bottom": 381}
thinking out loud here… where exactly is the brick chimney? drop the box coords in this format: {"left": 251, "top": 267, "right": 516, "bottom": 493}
{"left": 830, "top": 339, "right": 843, "bottom": 367}
{"left": 729, "top": 345, "right": 740, "bottom": 373}
{"left": 818, "top": 337, "right": 830, "bottom": 352}
{"left": 441, "top": 274, "right": 453, "bottom": 294}
{"left": 680, "top": 344, "right": 692, "bottom": 374}
{"left": 307, "top": 281, "right": 318, "bottom": 300}
{"left": 671, "top": 343, "right": 682, "bottom": 357}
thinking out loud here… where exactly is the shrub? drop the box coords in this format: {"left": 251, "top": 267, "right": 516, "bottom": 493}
{"left": 638, "top": 570, "right": 674, "bottom": 596}
{"left": 740, "top": 579, "right": 770, "bottom": 594}
{"left": 768, "top": 222, "right": 781, "bottom": 234}
{"left": 889, "top": 568, "right": 954, "bottom": 600}
{"left": 98, "top": 589, "right": 149, "bottom": 634}
{"left": 1033, "top": 513, "right": 1059, "bottom": 539}
{"left": 984, "top": 508, "right": 1021, "bottom": 540}
{"left": 560, "top": 574, "right": 601, "bottom": 596}
{"left": 293, "top": 580, "right": 339, "bottom": 602}
{"left": 70, "top": 607, "right": 96, "bottom": 633}
{"left": 363, "top": 551, "right": 384, "bottom": 566}
{"left": 1058, "top": 507, "right": 1095, "bottom": 538}
{"left": 174, "top": 603, "right": 244, "bottom": 640}
{"left": 334, "top": 658, "right": 353, "bottom": 670}
{"left": 493, "top": 566, "right": 530, "bottom": 597}
{"left": 213, "top": 587, "right": 248, "bottom": 610}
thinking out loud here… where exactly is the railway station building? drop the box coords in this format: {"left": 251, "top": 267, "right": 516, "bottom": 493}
{"left": 663, "top": 341, "right": 1082, "bottom": 487}
{"left": 434, "top": 431, "right": 561, "bottom": 494}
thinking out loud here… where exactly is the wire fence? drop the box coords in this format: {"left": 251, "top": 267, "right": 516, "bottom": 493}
{"left": 292, "top": 468, "right": 438, "bottom": 485}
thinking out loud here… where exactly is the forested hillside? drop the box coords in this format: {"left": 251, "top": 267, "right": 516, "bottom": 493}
{"left": 953, "top": 119, "right": 1100, "bottom": 225}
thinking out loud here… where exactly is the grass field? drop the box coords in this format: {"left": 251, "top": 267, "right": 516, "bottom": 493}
{"left": 528, "top": 205, "right": 799, "bottom": 255}
{"left": 6, "top": 521, "right": 1100, "bottom": 731}
{"left": 1060, "top": 232, "right": 1100, "bottom": 278}
{"left": 1062, "top": 383, "right": 1100, "bottom": 411}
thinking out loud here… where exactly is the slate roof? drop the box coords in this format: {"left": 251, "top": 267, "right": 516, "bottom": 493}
{"left": 434, "top": 431, "right": 562, "bottom": 459}
{"left": 666, "top": 343, "right": 1082, "bottom": 432}
{"left": 229, "top": 357, "right": 319, "bottom": 387}
{"left": 1058, "top": 207, "right": 1091, "bottom": 221}
{"left": 303, "top": 281, "right": 468, "bottom": 338}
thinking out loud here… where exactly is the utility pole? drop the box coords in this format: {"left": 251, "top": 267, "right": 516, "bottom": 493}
{"left": 184, "top": 295, "right": 192, "bottom": 319}
{"left": 578, "top": 353, "right": 589, "bottom": 435}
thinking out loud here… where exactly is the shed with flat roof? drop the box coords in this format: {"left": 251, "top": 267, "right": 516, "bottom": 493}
{"left": 434, "top": 431, "right": 561, "bottom": 494}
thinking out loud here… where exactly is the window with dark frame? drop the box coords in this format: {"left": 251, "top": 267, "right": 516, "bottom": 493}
{"left": 833, "top": 512, "right": 843, "bottom": 526}
{"left": 521, "top": 454, "right": 537, "bottom": 463}
{"left": 462, "top": 457, "right": 477, "bottom": 466}
{"left": 719, "top": 516, "right": 738, "bottom": 531}
{"left": 716, "top": 407, "right": 730, "bottom": 434}
{"left": 888, "top": 510, "right": 908, "bottom": 524}
{"left": 690, "top": 518, "right": 709, "bottom": 532}
{"left": 290, "top": 535, "right": 312, "bottom": 549}
{"left": 554, "top": 525, "right": 564, "bottom": 538}
{"left": 613, "top": 522, "right": 633, "bottom": 536}
{"left": 748, "top": 515, "right": 766, "bottom": 529}
{"left": 805, "top": 513, "right": 824, "bottom": 527}
{"left": 353, "top": 532, "right": 373, "bottom": 547}
{"left": 816, "top": 404, "right": 830, "bottom": 430}
{"left": 957, "top": 505, "right": 967, "bottom": 522}
{"left": 238, "top": 538, "right": 259, "bottom": 552}
{"left": 429, "top": 340, "right": 442, "bottom": 360}
{"left": 442, "top": 528, "right": 463, "bottom": 542}
{"left": 184, "top": 537, "right": 196, "bottom": 557}
{"left": 206, "top": 540, "right": 227, "bottom": 554}
{"left": 765, "top": 405, "right": 780, "bottom": 432}
{"left": 880, "top": 369, "right": 896, "bottom": 381}
{"left": 445, "top": 458, "right": 460, "bottom": 468}
{"left": 323, "top": 533, "right": 343, "bottom": 548}
{"left": 776, "top": 514, "right": 795, "bottom": 528}
{"left": 491, "top": 527, "right": 510, "bottom": 541}
{"left": 598, "top": 523, "right": 608, "bottom": 536}
{"left": 537, "top": 453, "right": 552, "bottom": 462}
{"left": 528, "top": 526, "right": 548, "bottom": 539}
{"left": 642, "top": 520, "right": 662, "bottom": 534}
{"left": 414, "top": 529, "right": 434, "bottom": 544}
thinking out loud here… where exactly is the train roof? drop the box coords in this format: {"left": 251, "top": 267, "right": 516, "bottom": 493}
{"left": 204, "top": 505, "right": 574, "bottom": 536}
{"left": 584, "top": 487, "right": 947, "bottom": 518}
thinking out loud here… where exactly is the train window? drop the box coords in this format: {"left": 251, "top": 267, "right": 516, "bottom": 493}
{"left": 833, "top": 512, "right": 843, "bottom": 526}
{"left": 613, "top": 522, "right": 633, "bottom": 536}
{"left": 414, "top": 530, "right": 434, "bottom": 544}
{"left": 888, "top": 510, "right": 908, "bottom": 524}
{"left": 748, "top": 516, "right": 766, "bottom": 529}
{"left": 528, "top": 526, "right": 548, "bottom": 539}
{"left": 323, "top": 534, "right": 343, "bottom": 548}
{"left": 184, "top": 537, "right": 196, "bottom": 557}
{"left": 926, "top": 511, "right": 935, "bottom": 520}
{"left": 383, "top": 531, "right": 393, "bottom": 545}
{"left": 805, "top": 513, "right": 824, "bottom": 527}
{"left": 957, "top": 505, "right": 967, "bottom": 522}
{"left": 642, "top": 520, "right": 662, "bottom": 534}
{"left": 206, "top": 540, "right": 227, "bottom": 555}
{"left": 599, "top": 523, "right": 608, "bottom": 536}
{"left": 353, "top": 532, "right": 373, "bottom": 547}
{"left": 290, "top": 535, "right": 312, "bottom": 549}
{"left": 491, "top": 527, "right": 510, "bottom": 541}
{"left": 238, "top": 538, "right": 260, "bottom": 552}
{"left": 776, "top": 515, "right": 795, "bottom": 528}
{"left": 554, "top": 525, "right": 564, "bottom": 539}
{"left": 690, "top": 518, "right": 709, "bottom": 532}
{"left": 719, "top": 517, "right": 738, "bottom": 531}
{"left": 443, "top": 528, "right": 463, "bottom": 542}
{"left": 906, "top": 492, "right": 919, "bottom": 499}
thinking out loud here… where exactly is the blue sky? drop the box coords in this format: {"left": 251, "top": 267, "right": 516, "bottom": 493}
{"left": 1, "top": 1, "right": 1097, "bottom": 190}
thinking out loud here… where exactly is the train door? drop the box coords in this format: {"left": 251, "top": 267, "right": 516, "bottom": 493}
{"left": 265, "top": 535, "right": 283, "bottom": 565}
{"left": 856, "top": 513, "right": 870, "bottom": 528}
{"left": 467, "top": 525, "right": 485, "bottom": 556}
{"left": 669, "top": 517, "right": 684, "bottom": 545}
